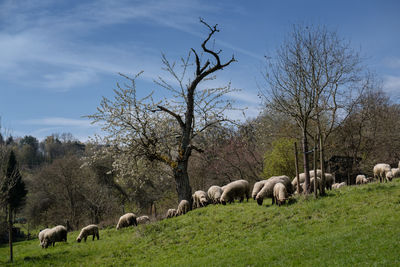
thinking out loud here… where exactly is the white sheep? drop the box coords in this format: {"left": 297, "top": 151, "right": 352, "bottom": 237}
{"left": 192, "top": 190, "right": 209, "bottom": 209}
{"left": 176, "top": 200, "right": 190, "bottom": 216}
{"left": 207, "top": 186, "right": 223, "bottom": 204}
{"left": 310, "top": 169, "right": 335, "bottom": 190}
{"left": 332, "top": 182, "right": 346, "bottom": 189}
{"left": 273, "top": 182, "right": 288, "bottom": 206}
{"left": 256, "top": 176, "right": 293, "bottom": 206}
{"left": 373, "top": 163, "right": 392, "bottom": 183}
{"left": 391, "top": 168, "right": 400, "bottom": 178}
{"left": 166, "top": 209, "right": 177, "bottom": 218}
{"left": 220, "top": 180, "right": 250, "bottom": 205}
{"left": 302, "top": 177, "right": 321, "bottom": 194}
{"left": 116, "top": 213, "right": 137, "bottom": 230}
{"left": 76, "top": 224, "right": 99, "bottom": 243}
{"left": 292, "top": 173, "right": 307, "bottom": 188}
{"left": 386, "top": 171, "right": 394, "bottom": 182}
{"left": 252, "top": 180, "right": 267, "bottom": 200}
{"left": 356, "top": 175, "right": 368, "bottom": 185}
{"left": 38, "top": 228, "right": 50, "bottom": 248}
{"left": 137, "top": 215, "right": 150, "bottom": 225}
{"left": 42, "top": 225, "right": 67, "bottom": 248}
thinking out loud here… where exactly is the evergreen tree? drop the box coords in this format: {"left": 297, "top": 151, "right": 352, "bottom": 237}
{"left": 1, "top": 150, "right": 27, "bottom": 262}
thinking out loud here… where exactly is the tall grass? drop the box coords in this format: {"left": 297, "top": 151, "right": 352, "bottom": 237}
{"left": 1, "top": 180, "right": 400, "bottom": 266}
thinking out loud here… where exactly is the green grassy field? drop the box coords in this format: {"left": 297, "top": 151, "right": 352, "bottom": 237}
{"left": 1, "top": 180, "right": 400, "bottom": 266}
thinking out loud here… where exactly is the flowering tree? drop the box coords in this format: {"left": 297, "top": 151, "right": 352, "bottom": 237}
{"left": 88, "top": 19, "right": 237, "bottom": 203}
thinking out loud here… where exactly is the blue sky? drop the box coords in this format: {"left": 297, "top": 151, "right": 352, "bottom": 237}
{"left": 0, "top": 0, "right": 399, "bottom": 141}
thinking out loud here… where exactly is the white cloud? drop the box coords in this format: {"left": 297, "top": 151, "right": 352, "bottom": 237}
{"left": 0, "top": 0, "right": 260, "bottom": 92}
{"left": 41, "top": 70, "right": 98, "bottom": 91}
{"left": 383, "top": 75, "right": 400, "bottom": 93}
{"left": 227, "top": 91, "right": 261, "bottom": 105}
{"left": 22, "top": 117, "right": 94, "bottom": 127}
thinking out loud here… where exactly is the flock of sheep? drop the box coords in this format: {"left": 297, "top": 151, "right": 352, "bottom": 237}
{"left": 37, "top": 161, "right": 400, "bottom": 249}
{"left": 37, "top": 215, "right": 150, "bottom": 248}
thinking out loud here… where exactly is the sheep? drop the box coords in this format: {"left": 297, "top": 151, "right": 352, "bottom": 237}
{"left": 373, "top": 163, "right": 392, "bottom": 183}
{"left": 42, "top": 225, "right": 67, "bottom": 248}
{"left": 332, "top": 182, "right": 346, "bottom": 189}
{"left": 207, "top": 186, "right": 223, "bottom": 204}
{"left": 166, "top": 209, "right": 177, "bottom": 218}
{"left": 192, "top": 190, "right": 209, "bottom": 209}
{"left": 273, "top": 183, "right": 288, "bottom": 206}
{"left": 310, "top": 169, "right": 335, "bottom": 190}
{"left": 302, "top": 177, "right": 321, "bottom": 194}
{"left": 220, "top": 180, "right": 250, "bottom": 205}
{"left": 391, "top": 168, "right": 400, "bottom": 178}
{"left": 176, "top": 200, "right": 190, "bottom": 216}
{"left": 137, "top": 215, "right": 151, "bottom": 225}
{"left": 76, "top": 224, "right": 99, "bottom": 243}
{"left": 386, "top": 171, "right": 394, "bottom": 182}
{"left": 38, "top": 228, "right": 50, "bottom": 248}
{"left": 256, "top": 176, "right": 293, "bottom": 206}
{"left": 252, "top": 180, "right": 267, "bottom": 200}
{"left": 116, "top": 213, "right": 137, "bottom": 230}
{"left": 292, "top": 173, "right": 306, "bottom": 188}
{"left": 356, "top": 175, "right": 368, "bottom": 185}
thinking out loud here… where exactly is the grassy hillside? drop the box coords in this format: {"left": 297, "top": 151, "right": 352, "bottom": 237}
{"left": 1, "top": 180, "right": 400, "bottom": 266}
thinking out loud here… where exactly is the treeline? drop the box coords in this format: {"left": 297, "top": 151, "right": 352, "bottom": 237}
{"left": 1, "top": 85, "right": 398, "bottom": 241}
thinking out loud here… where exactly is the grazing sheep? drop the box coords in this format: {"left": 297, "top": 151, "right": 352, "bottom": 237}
{"left": 38, "top": 228, "right": 50, "bottom": 248}
{"left": 42, "top": 225, "right": 67, "bottom": 248}
{"left": 76, "top": 224, "right": 99, "bottom": 243}
{"left": 166, "top": 209, "right": 177, "bottom": 218}
{"left": 391, "top": 168, "right": 400, "bottom": 178}
{"left": 116, "top": 213, "right": 137, "bottom": 230}
{"left": 292, "top": 173, "right": 307, "bottom": 188}
{"left": 256, "top": 176, "right": 293, "bottom": 206}
{"left": 310, "top": 169, "right": 335, "bottom": 190}
{"left": 137, "top": 215, "right": 150, "bottom": 225}
{"left": 323, "top": 173, "right": 335, "bottom": 190}
{"left": 252, "top": 180, "right": 267, "bottom": 200}
{"left": 373, "top": 163, "right": 392, "bottom": 183}
{"left": 302, "top": 177, "right": 321, "bottom": 194}
{"left": 176, "top": 200, "right": 190, "bottom": 216}
{"left": 386, "top": 171, "right": 394, "bottom": 182}
{"left": 192, "top": 190, "right": 209, "bottom": 209}
{"left": 273, "top": 183, "right": 288, "bottom": 206}
{"left": 220, "top": 180, "right": 250, "bottom": 205}
{"left": 332, "top": 182, "right": 346, "bottom": 189}
{"left": 356, "top": 175, "right": 368, "bottom": 185}
{"left": 207, "top": 186, "right": 223, "bottom": 204}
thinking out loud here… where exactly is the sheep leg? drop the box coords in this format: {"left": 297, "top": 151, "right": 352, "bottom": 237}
{"left": 84, "top": 236, "right": 87, "bottom": 242}
{"left": 92, "top": 235, "right": 95, "bottom": 241}
{"left": 96, "top": 233, "right": 99, "bottom": 240}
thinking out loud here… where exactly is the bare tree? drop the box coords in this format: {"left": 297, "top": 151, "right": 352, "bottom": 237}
{"left": 88, "top": 19, "right": 236, "bottom": 203}
{"left": 262, "top": 24, "right": 362, "bottom": 194}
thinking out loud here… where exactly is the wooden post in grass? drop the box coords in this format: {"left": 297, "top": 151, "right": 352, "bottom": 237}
{"left": 294, "top": 142, "right": 301, "bottom": 194}
{"left": 313, "top": 135, "right": 318, "bottom": 199}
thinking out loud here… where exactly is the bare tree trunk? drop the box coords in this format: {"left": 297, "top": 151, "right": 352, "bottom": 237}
{"left": 302, "top": 128, "right": 311, "bottom": 194}
{"left": 294, "top": 142, "right": 301, "bottom": 194}
{"left": 313, "top": 136, "right": 318, "bottom": 199}
{"left": 174, "top": 161, "right": 193, "bottom": 205}
{"left": 319, "top": 133, "right": 326, "bottom": 196}
{"left": 8, "top": 204, "right": 13, "bottom": 262}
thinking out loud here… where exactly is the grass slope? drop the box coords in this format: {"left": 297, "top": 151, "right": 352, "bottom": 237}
{"left": 1, "top": 180, "right": 400, "bottom": 266}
